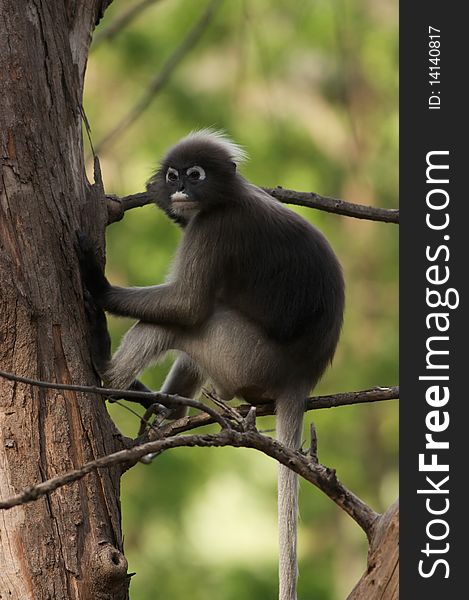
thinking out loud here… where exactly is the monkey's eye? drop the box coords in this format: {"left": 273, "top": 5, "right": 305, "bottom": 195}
{"left": 186, "top": 166, "right": 206, "bottom": 181}
{"left": 166, "top": 168, "right": 179, "bottom": 183}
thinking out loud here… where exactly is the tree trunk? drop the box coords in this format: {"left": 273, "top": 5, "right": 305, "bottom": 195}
{"left": 347, "top": 500, "right": 399, "bottom": 600}
{"left": 0, "top": 1, "right": 130, "bottom": 598}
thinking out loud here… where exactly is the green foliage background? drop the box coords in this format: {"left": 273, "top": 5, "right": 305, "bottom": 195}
{"left": 84, "top": 1, "right": 398, "bottom": 598}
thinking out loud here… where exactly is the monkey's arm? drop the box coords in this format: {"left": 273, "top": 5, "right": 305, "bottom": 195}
{"left": 77, "top": 233, "right": 214, "bottom": 328}
{"left": 103, "top": 282, "right": 212, "bottom": 327}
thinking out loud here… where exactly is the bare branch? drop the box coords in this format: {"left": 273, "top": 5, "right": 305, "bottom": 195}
{"left": 0, "top": 427, "right": 379, "bottom": 538}
{"left": 202, "top": 387, "right": 245, "bottom": 425}
{"left": 160, "top": 386, "right": 399, "bottom": 435}
{"left": 94, "top": 0, "right": 222, "bottom": 155}
{"left": 0, "top": 369, "right": 398, "bottom": 429}
{"left": 106, "top": 189, "right": 399, "bottom": 225}
{"left": 309, "top": 422, "right": 318, "bottom": 463}
{"left": 244, "top": 406, "right": 257, "bottom": 431}
{"left": 264, "top": 187, "right": 399, "bottom": 224}
{"left": 0, "top": 370, "right": 387, "bottom": 535}
{"left": 92, "top": 0, "right": 164, "bottom": 49}
{"left": 0, "top": 369, "right": 231, "bottom": 429}
{"left": 305, "top": 386, "right": 399, "bottom": 411}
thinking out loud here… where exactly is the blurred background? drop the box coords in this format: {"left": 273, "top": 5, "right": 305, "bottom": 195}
{"left": 84, "top": 0, "right": 398, "bottom": 598}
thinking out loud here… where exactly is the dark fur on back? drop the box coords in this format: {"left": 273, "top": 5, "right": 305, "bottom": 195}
{"left": 191, "top": 187, "right": 343, "bottom": 380}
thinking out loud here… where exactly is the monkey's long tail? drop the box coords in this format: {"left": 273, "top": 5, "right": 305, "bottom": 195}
{"left": 276, "top": 395, "right": 305, "bottom": 600}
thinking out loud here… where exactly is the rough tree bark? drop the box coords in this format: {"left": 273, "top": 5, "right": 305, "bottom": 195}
{"left": 347, "top": 500, "right": 399, "bottom": 600}
{"left": 0, "top": 1, "right": 131, "bottom": 598}
{"left": 0, "top": 2, "right": 398, "bottom": 599}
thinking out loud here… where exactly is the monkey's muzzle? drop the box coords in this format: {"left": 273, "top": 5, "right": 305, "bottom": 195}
{"left": 171, "top": 191, "right": 191, "bottom": 202}
{"left": 170, "top": 191, "right": 198, "bottom": 217}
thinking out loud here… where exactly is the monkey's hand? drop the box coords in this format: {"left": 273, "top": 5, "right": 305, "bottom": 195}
{"left": 83, "top": 288, "right": 112, "bottom": 376}
{"left": 75, "top": 231, "right": 111, "bottom": 306}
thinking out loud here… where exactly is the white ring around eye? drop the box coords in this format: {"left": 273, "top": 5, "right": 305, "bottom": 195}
{"left": 166, "top": 167, "right": 179, "bottom": 183}
{"left": 186, "top": 165, "right": 206, "bottom": 181}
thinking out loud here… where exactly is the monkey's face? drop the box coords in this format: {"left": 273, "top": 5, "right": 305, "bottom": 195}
{"left": 164, "top": 164, "right": 206, "bottom": 220}
{"left": 147, "top": 130, "right": 247, "bottom": 225}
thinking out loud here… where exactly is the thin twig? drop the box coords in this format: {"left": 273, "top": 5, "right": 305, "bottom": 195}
{"left": 159, "top": 386, "right": 399, "bottom": 436}
{"left": 107, "top": 189, "right": 399, "bottom": 225}
{"left": 94, "top": 0, "right": 222, "bottom": 155}
{"left": 92, "top": 0, "right": 164, "bottom": 49}
{"left": 111, "top": 399, "right": 162, "bottom": 437}
{"left": 202, "top": 387, "right": 244, "bottom": 425}
{"left": 0, "top": 369, "right": 230, "bottom": 430}
{"left": 309, "top": 422, "right": 318, "bottom": 463}
{"left": 304, "top": 386, "right": 399, "bottom": 411}
{"left": 0, "top": 427, "right": 379, "bottom": 538}
{"left": 0, "top": 370, "right": 398, "bottom": 431}
{"left": 244, "top": 406, "right": 257, "bottom": 431}
{"left": 264, "top": 187, "right": 399, "bottom": 224}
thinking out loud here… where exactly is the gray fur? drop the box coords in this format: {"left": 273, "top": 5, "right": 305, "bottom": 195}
{"left": 277, "top": 395, "right": 306, "bottom": 600}
{"left": 85, "top": 131, "right": 344, "bottom": 600}
{"left": 160, "top": 353, "right": 205, "bottom": 419}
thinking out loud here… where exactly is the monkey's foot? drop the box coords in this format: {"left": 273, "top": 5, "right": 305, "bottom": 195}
{"left": 137, "top": 402, "right": 174, "bottom": 464}
{"left": 138, "top": 402, "right": 172, "bottom": 437}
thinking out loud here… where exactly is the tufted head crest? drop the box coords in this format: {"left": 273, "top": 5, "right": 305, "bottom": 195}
{"left": 161, "top": 128, "right": 248, "bottom": 170}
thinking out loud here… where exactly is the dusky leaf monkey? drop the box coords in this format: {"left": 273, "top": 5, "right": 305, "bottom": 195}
{"left": 78, "top": 130, "right": 344, "bottom": 600}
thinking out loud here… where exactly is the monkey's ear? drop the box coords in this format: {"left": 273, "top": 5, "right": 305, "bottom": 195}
{"left": 231, "top": 161, "right": 237, "bottom": 172}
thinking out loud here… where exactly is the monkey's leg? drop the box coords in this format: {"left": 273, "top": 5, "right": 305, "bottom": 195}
{"left": 103, "top": 321, "right": 174, "bottom": 391}
{"left": 159, "top": 353, "right": 206, "bottom": 419}
{"left": 138, "top": 354, "right": 207, "bottom": 459}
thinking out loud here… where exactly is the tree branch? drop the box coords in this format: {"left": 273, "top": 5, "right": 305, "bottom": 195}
{"left": 105, "top": 189, "right": 399, "bottom": 225}
{"left": 0, "top": 369, "right": 230, "bottom": 430}
{"left": 161, "top": 386, "right": 398, "bottom": 436}
{"left": 92, "top": 0, "right": 164, "bottom": 49}
{"left": 0, "top": 370, "right": 389, "bottom": 536}
{"left": 0, "top": 370, "right": 398, "bottom": 431}
{"left": 264, "top": 187, "right": 399, "bottom": 223}
{"left": 0, "top": 425, "right": 379, "bottom": 539}
{"left": 93, "top": 0, "right": 222, "bottom": 155}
